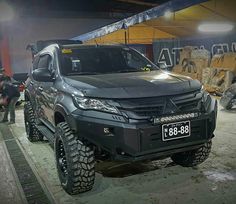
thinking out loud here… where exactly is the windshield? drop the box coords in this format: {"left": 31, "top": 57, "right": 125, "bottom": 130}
{"left": 60, "top": 47, "right": 158, "bottom": 75}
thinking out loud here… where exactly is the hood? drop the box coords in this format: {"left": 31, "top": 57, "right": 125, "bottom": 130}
{"left": 64, "top": 70, "right": 201, "bottom": 99}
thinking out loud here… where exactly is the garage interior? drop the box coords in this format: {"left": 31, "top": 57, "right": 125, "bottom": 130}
{"left": 0, "top": 0, "right": 236, "bottom": 204}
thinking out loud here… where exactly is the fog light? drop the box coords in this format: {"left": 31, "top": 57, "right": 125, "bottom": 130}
{"left": 103, "top": 127, "right": 114, "bottom": 136}
{"left": 104, "top": 128, "right": 110, "bottom": 134}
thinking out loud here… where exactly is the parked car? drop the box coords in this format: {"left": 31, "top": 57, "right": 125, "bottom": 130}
{"left": 24, "top": 41, "right": 217, "bottom": 195}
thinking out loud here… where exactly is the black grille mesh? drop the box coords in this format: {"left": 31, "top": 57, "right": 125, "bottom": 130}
{"left": 116, "top": 91, "right": 202, "bottom": 118}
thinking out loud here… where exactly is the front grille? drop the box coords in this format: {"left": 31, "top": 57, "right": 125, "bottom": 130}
{"left": 131, "top": 106, "right": 163, "bottom": 117}
{"left": 172, "top": 92, "right": 202, "bottom": 112}
{"left": 176, "top": 100, "right": 199, "bottom": 111}
{"left": 116, "top": 91, "right": 202, "bottom": 118}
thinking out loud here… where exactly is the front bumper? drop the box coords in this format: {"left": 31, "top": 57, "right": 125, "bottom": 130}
{"left": 68, "top": 99, "right": 217, "bottom": 162}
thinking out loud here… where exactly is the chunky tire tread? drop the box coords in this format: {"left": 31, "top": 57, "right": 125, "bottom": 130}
{"left": 226, "top": 104, "right": 233, "bottom": 110}
{"left": 220, "top": 83, "right": 236, "bottom": 110}
{"left": 24, "top": 101, "right": 44, "bottom": 142}
{"left": 171, "top": 141, "right": 212, "bottom": 167}
{"left": 55, "top": 122, "right": 95, "bottom": 195}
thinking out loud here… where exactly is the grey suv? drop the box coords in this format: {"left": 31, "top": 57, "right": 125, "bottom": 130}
{"left": 24, "top": 41, "right": 217, "bottom": 195}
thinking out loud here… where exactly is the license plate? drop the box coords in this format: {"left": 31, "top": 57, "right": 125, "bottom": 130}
{"left": 162, "top": 121, "right": 191, "bottom": 141}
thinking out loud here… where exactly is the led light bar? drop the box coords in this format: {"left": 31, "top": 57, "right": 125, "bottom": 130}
{"left": 153, "top": 112, "right": 199, "bottom": 124}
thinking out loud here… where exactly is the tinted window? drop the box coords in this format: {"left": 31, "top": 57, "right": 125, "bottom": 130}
{"left": 60, "top": 47, "right": 157, "bottom": 75}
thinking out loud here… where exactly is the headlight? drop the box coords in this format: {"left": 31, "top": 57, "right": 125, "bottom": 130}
{"left": 74, "top": 96, "right": 119, "bottom": 114}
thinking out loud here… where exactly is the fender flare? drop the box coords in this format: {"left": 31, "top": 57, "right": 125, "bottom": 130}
{"left": 54, "top": 104, "right": 69, "bottom": 117}
{"left": 54, "top": 104, "right": 78, "bottom": 132}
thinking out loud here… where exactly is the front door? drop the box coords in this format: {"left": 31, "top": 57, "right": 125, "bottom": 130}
{"left": 36, "top": 54, "right": 57, "bottom": 129}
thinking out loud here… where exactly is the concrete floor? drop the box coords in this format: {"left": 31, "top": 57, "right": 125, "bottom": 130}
{"left": 1, "top": 103, "right": 236, "bottom": 204}
{"left": 0, "top": 133, "right": 26, "bottom": 204}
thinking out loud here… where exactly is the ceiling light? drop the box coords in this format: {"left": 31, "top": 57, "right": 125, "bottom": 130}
{"left": 198, "top": 23, "right": 234, "bottom": 33}
{"left": 164, "top": 10, "right": 172, "bottom": 19}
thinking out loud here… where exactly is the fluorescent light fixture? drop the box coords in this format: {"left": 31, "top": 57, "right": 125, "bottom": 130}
{"left": 164, "top": 10, "right": 172, "bottom": 19}
{"left": 198, "top": 23, "right": 234, "bottom": 33}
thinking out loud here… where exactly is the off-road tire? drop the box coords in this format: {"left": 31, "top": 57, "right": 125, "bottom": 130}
{"left": 171, "top": 140, "right": 212, "bottom": 167}
{"left": 225, "top": 103, "right": 233, "bottom": 110}
{"left": 24, "top": 101, "right": 44, "bottom": 142}
{"left": 220, "top": 83, "right": 236, "bottom": 110}
{"left": 55, "top": 122, "right": 95, "bottom": 195}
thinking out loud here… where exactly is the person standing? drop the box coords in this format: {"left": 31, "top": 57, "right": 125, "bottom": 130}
{"left": 0, "top": 79, "right": 20, "bottom": 124}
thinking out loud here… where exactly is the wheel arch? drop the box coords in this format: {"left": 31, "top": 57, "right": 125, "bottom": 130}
{"left": 54, "top": 104, "right": 68, "bottom": 126}
{"left": 54, "top": 104, "right": 78, "bottom": 132}
{"left": 54, "top": 111, "right": 66, "bottom": 126}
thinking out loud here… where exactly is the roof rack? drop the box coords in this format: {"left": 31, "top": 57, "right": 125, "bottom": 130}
{"left": 26, "top": 39, "right": 82, "bottom": 55}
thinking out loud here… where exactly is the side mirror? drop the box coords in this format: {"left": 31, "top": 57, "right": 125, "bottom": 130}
{"left": 32, "top": 68, "right": 54, "bottom": 82}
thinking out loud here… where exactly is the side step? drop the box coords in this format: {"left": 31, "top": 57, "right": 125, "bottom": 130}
{"left": 37, "top": 125, "right": 55, "bottom": 144}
